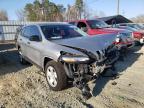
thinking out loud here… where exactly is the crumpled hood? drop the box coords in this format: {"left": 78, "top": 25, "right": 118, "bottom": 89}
{"left": 52, "top": 34, "right": 116, "bottom": 53}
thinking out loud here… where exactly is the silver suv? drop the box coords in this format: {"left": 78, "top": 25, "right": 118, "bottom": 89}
{"left": 16, "top": 23, "right": 119, "bottom": 99}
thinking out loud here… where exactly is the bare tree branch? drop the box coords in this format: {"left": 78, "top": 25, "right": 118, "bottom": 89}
{"left": 0, "top": 10, "right": 8, "bottom": 21}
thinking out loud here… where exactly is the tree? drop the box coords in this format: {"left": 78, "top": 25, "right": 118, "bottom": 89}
{"left": 131, "top": 15, "right": 144, "bottom": 23}
{"left": 0, "top": 10, "right": 8, "bottom": 21}
{"left": 75, "top": 0, "right": 84, "bottom": 19}
{"left": 83, "top": 2, "right": 91, "bottom": 19}
{"left": 65, "top": 5, "right": 79, "bottom": 21}
{"left": 16, "top": 9, "right": 26, "bottom": 21}
{"left": 66, "top": 0, "right": 101, "bottom": 21}
{"left": 25, "top": 3, "right": 37, "bottom": 21}
{"left": 57, "top": 5, "right": 66, "bottom": 14}
{"left": 57, "top": 5, "right": 66, "bottom": 21}
{"left": 24, "top": 0, "right": 63, "bottom": 21}
{"left": 33, "top": 0, "right": 41, "bottom": 20}
{"left": 48, "top": 2, "right": 63, "bottom": 21}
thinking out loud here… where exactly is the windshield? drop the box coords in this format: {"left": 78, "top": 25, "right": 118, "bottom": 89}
{"left": 41, "top": 24, "right": 88, "bottom": 40}
{"left": 87, "top": 20, "right": 109, "bottom": 29}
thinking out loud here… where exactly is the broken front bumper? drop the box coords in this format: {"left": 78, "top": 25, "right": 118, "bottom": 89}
{"left": 105, "top": 49, "right": 120, "bottom": 65}
{"left": 92, "top": 49, "right": 120, "bottom": 74}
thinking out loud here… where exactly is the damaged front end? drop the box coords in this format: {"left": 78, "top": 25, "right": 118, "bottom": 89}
{"left": 59, "top": 44, "right": 120, "bottom": 99}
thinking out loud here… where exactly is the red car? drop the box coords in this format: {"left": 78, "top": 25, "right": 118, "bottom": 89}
{"left": 69, "top": 19, "right": 134, "bottom": 50}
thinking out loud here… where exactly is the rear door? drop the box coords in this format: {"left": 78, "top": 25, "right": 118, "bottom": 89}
{"left": 18, "top": 26, "right": 30, "bottom": 56}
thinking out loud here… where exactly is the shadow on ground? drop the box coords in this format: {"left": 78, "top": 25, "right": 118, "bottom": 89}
{"left": 0, "top": 43, "right": 15, "bottom": 51}
{"left": 0, "top": 44, "right": 30, "bottom": 75}
{"left": 92, "top": 46, "right": 143, "bottom": 97}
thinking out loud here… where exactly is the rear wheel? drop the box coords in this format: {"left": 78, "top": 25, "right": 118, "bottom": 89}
{"left": 45, "top": 61, "right": 67, "bottom": 91}
{"left": 18, "top": 48, "right": 28, "bottom": 65}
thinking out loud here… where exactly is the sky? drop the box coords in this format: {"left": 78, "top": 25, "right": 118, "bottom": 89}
{"left": 0, "top": 0, "right": 144, "bottom": 20}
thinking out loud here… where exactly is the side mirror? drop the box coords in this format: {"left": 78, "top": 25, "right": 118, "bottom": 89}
{"left": 29, "top": 35, "right": 41, "bottom": 41}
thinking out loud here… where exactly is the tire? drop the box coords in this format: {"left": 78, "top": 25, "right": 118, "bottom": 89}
{"left": 18, "top": 48, "right": 28, "bottom": 65}
{"left": 45, "top": 61, "right": 67, "bottom": 91}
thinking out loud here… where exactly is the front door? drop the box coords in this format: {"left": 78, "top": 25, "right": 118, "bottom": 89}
{"left": 25, "top": 26, "right": 42, "bottom": 66}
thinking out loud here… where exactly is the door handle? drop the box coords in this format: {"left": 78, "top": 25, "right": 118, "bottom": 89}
{"left": 27, "top": 42, "right": 30, "bottom": 44}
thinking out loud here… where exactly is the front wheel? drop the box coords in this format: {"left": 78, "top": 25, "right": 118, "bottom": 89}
{"left": 45, "top": 61, "right": 67, "bottom": 91}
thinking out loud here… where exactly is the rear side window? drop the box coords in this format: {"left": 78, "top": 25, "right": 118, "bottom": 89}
{"left": 29, "top": 26, "right": 40, "bottom": 37}
{"left": 21, "top": 26, "right": 41, "bottom": 39}
{"left": 21, "top": 27, "right": 30, "bottom": 38}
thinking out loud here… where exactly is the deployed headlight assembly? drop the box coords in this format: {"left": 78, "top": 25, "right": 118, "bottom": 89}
{"left": 60, "top": 55, "right": 90, "bottom": 63}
